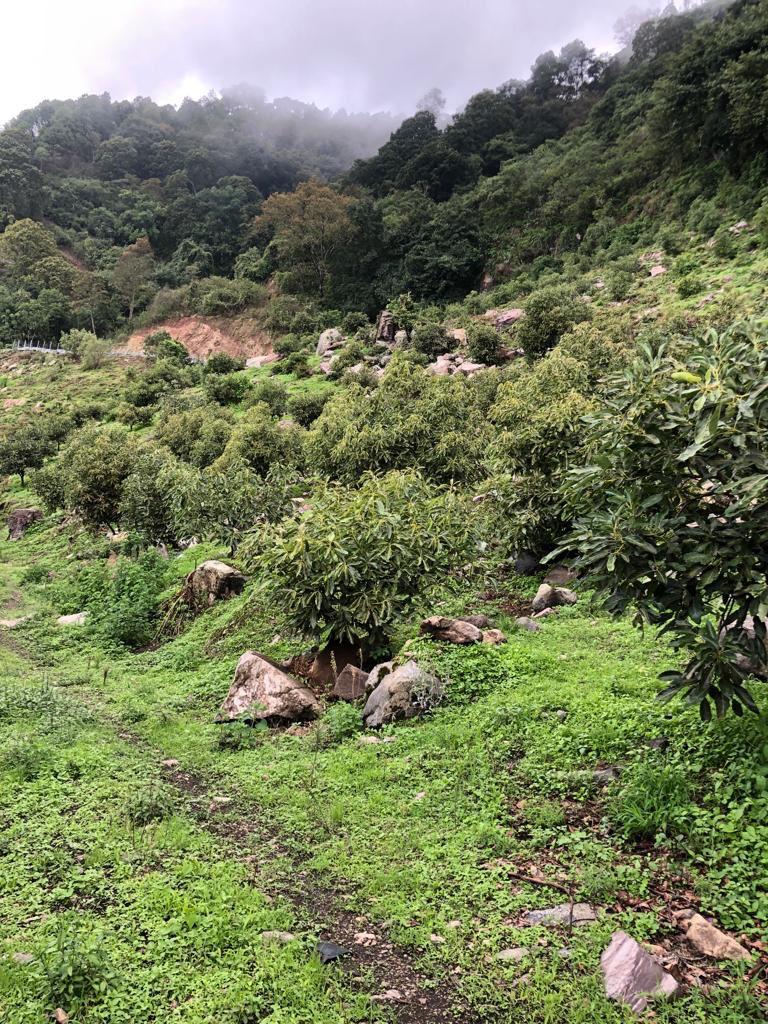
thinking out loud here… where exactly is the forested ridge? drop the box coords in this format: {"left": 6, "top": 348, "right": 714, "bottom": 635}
{"left": 3, "top": 1, "right": 768, "bottom": 1021}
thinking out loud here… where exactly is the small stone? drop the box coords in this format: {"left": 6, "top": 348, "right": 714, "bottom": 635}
{"left": 601, "top": 930, "right": 679, "bottom": 1014}
{"left": 12, "top": 952, "right": 34, "bottom": 964}
{"left": 53, "top": 1011, "right": 70, "bottom": 1024}
{"left": 261, "top": 930, "right": 295, "bottom": 943}
{"left": 521, "top": 903, "right": 596, "bottom": 927}
{"left": 555, "top": 710, "right": 568, "bottom": 722}
{"left": 679, "top": 912, "right": 750, "bottom": 961}
{"left": 372, "top": 989, "right": 404, "bottom": 1002}
{"left": 161, "top": 759, "right": 179, "bottom": 768}
{"left": 459, "top": 614, "right": 490, "bottom": 628}
{"left": 56, "top": 612, "right": 88, "bottom": 627}
{"left": 446, "top": 919, "right": 462, "bottom": 929}
{"left": 430, "top": 933, "right": 446, "bottom": 944}
{"left": 497, "top": 947, "right": 528, "bottom": 962}
{"left": 557, "top": 947, "right": 571, "bottom": 959}
{"left": 420, "top": 616, "right": 482, "bottom": 645}
{"left": 482, "top": 629, "right": 507, "bottom": 645}
{"left": 593, "top": 767, "right": 621, "bottom": 786}
{"left": 515, "top": 616, "right": 541, "bottom": 633}
{"left": 332, "top": 664, "right": 369, "bottom": 702}
{"left": 317, "top": 940, "right": 348, "bottom": 964}
{"left": 513, "top": 551, "right": 539, "bottom": 576}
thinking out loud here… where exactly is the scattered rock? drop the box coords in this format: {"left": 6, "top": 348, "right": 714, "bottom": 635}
{"left": 161, "top": 758, "right": 180, "bottom": 768}
{"left": 394, "top": 329, "right": 408, "bottom": 346}
{"left": 375, "top": 310, "right": 397, "bottom": 343}
{"left": 521, "top": 903, "right": 597, "bottom": 927}
{"left": 555, "top": 709, "right": 568, "bottom": 722}
{"left": 420, "top": 616, "right": 482, "bottom": 645}
{"left": 459, "top": 614, "right": 490, "bottom": 628}
{"left": 593, "top": 766, "right": 621, "bottom": 786}
{"left": 496, "top": 308, "right": 525, "bottom": 329}
{"left": 648, "top": 736, "right": 670, "bottom": 752}
{"left": 676, "top": 911, "right": 750, "bottom": 961}
{"left": 216, "top": 652, "right": 322, "bottom": 724}
{"left": 56, "top": 612, "right": 88, "bottom": 627}
{"left": 261, "top": 930, "right": 296, "bottom": 944}
{"left": 11, "top": 952, "right": 34, "bottom": 964}
{"left": 181, "top": 560, "right": 246, "bottom": 608}
{"left": 601, "top": 930, "right": 679, "bottom": 1014}
{"left": 0, "top": 616, "right": 30, "bottom": 629}
{"left": 362, "top": 660, "right": 443, "bottom": 728}
{"left": 7, "top": 508, "right": 42, "bottom": 541}
{"left": 513, "top": 551, "right": 540, "bottom": 576}
{"left": 455, "top": 360, "right": 485, "bottom": 376}
{"left": 515, "top": 616, "right": 541, "bottom": 633}
{"left": 557, "top": 947, "right": 571, "bottom": 959}
{"left": 316, "top": 327, "right": 344, "bottom": 357}
{"left": 531, "top": 584, "right": 578, "bottom": 613}
{"left": 543, "top": 565, "right": 576, "bottom": 587}
{"left": 357, "top": 734, "right": 397, "bottom": 745}
{"left": 372, "top": 989, "right": 405, "bottom": 1002}
{"left": 332, "top": 664, "right": 369, "bottom": 702}
{"left": 497, "top": 947, "right": 528, "bottom": 962}
{"left": 430, "top": 933, "right": 446, "bottom": 944}
{"left": 649, "top": 265, "right": 667, "bottom": 278}
{"left": 53, "top": 1011, "right": 70, "bottom": 1024}
{"left": 482, "top": 629, "right": 507, "bottom": 645}
{"left": 317, "top": 940, "right": 348, "bottom": 964}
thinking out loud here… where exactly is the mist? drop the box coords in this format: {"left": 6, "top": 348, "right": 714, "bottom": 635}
{"left": 3, "top": 0, "right": 631, "bottom": 127}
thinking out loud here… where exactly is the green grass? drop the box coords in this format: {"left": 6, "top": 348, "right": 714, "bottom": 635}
{"left": 1, "top": 511, "right": 765, "bottom": 1022}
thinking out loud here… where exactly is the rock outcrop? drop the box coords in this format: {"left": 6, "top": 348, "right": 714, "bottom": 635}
{"left": 362, "top": 660, "right": 443, "bottom": 728}
{"left": 217, "top": 652, "right": 321, "bottom": 724}
{"left": 7, "top": 508, "right": 42, "bottom": 541}
{"left": 375, "top": 310, "right": 397, "bottom": 343}
{"left": 316, "top": 328, "right": 345, "bottom": 357}
{"left": 332, "top": 665, "right": 370, "bottom": 702}
{"left": 420, "top": 616, "right": 483, "bottom": 645}
{"left": 182, "top": 560, "right": 246, "bottom": 608}
{"left": 601, "top": 931, "right": 679, "bottom": 1015}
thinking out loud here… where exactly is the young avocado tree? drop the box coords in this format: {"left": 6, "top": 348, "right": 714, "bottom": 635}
{"left": 560, "top": 322, "right": 768, "bottom": 720}
{"left": 248, "top": 470, "right": 472, "bottom": 652}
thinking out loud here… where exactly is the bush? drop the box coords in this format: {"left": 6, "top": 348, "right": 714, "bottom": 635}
{"left": 143, "top": 330, "right": 189, "bottom": 365}
{"left": 467, "top": 323, "right": 501, "bottom": 364}
{"left": 608, "top": 761, "right": 691, "bottom": 841}
{"left": 248, "top": 471, "right": 472, "bottom": 648}
{"left": 282, "top": 352, "right": 311, "bottom": 378}
{"left": 605, "top": 270, "right": 633, "bottom": 301}
{"left": 204, "top": 372, "right": 250, "bottom": 406}
{"left": 125, "top": 781, "right": 177, "bottom": 824}
{"left": 155, "top": 406, "right": 233, "bottom": 467}
{"left": 216, "top": 404, "right": 304, "bottom": 477}
{"left": 205, "top": 352, "right": 245, "bottom": 375}
{"left": 561, "top": 322, "right": 768, "bottom": 719}
{"left": 411, "top": 321, "right": 449, "bottom": 359}
{"left": 517, "top": 286, "right": 592, "bottom": 360}
{"left": 40, "top": 914, "right": 115, "bottom": 1013}
{"left": 677, "top": 274, "right": 702, "bottom": 298}
{"left": 287, "top": 389, "right": 332, "bottom": 427}
{"left": 80, "top": 335, "right": 111, "bottom": 370}
{"left": 91, "top": 551, "right": 167, "bottom": 648}
{"left": 246, "top": 379, "right": 288, "bottom": 417}
{"left": 342, "top": 311, "right": 370, "bottom": 335}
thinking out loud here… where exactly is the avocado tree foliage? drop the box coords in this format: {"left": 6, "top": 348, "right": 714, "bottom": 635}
{"left": 560, "top": 322, "right": 768, "bottom": 720}
{"left": 247, "top": 470, "right": 472, "bottom": 650}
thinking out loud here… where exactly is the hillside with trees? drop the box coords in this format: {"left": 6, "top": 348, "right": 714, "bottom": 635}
{"left": 2, "top": 1, "right": 768, "bottom": 1022}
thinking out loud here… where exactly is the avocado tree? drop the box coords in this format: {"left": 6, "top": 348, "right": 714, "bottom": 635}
{"left": 560, "top": 322, "right": 768, "bottom": 719}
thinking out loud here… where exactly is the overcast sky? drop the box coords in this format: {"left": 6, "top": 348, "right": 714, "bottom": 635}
{"left": 3, "top": 0, "right": 628, "bottom": 126}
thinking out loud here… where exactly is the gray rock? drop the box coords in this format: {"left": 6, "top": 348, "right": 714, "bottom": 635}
{"left": 332, "top": 665, "right": 369, "bottom": 702}
{"left": 261, "top": 930, "right": 296, "bottom": 944}
{"left": 56, "top": 612, "right": 88, "bottom": 627}
{"left": 217, "top": 652, "right": 321, "bottom": 724}
{"left": 316, "top": 328, "right": 344, "bottom": 357}
{"left": 7, "top": 508, "right": 42, "bottom": 541}
{"left": 497, "top": 947, "right": 528, "bottom": 962}
{"left": 601, "top": 930, "right": 679, "bottom": 1014}
{"left": 455, "top": 360, "right": 485, "bottom": 376}
{"left": 531, "top": 584, "right": 578, "bottom": 613}
{"left": 317, "top": 940, "right": 348, "bottom": 964}
{"left": 521, "top": 903, "right": 596, "bottom": 927}
{"left": 459, "top": 614, "right": 491, "bottom": 629}
{"left": 375, "top": 310, "right": 397, "bottom": 343}
{"left": 394, "top": 329, "right": 409, "bottom": 346}
{"left": 593, "top": 766, "right": 621, "bottom": 786}
{"left": 516, "top": 616, "right": 541, "bottom": 633}
{"left": 555, "top": 709, "right": 568, "bottom": 722}
{"left": 182, "top": 560, "right": 246, "bottom": 608}
{"left": 420, "top": 616, "right": 482, "bottom": 645}
{"left": 362, "top": 660, "right": 443, "bottom": 728}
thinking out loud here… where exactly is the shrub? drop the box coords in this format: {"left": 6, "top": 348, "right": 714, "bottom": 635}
{"left": 467, "top": 323, "right": 501, "bottom": 364}
{"left": 287, "top": 389, "right": 332, "bottom": 427}
{"left": 119, "top": 446, "right": 182, "bottom": 544}
{"left": 712, "top": 227, "right": 736, "bottom": 259}
{"left": 125, "top": 781, "right": 177, "bottom": 824}
{"left": 282, "top": 352, "right": 311, "bottom": 378}
{"left": 560, "top": 322, "right": 768, "bottom": 719}
{"left": 204, "top": 372, "right": 250, "bottom": 406}
{"left": 246, "top": 379, "right": 288, "bottom": 417}
{"left": 91, "top": 551, "right": 167, "bottom": 648}
{"left": 411, "top": 321, "right": 449, "bottom": 359}
{"left": 80, "top": 336, "right": 111, "bottom": 369}
{"left": 677, "top": 274, "right": 702, "bottom": 298}
{"left": 155, "top": 406, "right": 233, "bottom": 467}
{"left": 605, "top": 270, "right": 633, "bottom": 301}
{"left": 205, "top": 352, "right": 245, "bottom": 375}
{"left": 517, "top": 286, "right": 592, "bottom": 360}
{"left": 249, "top": 471, "right": 472, "bottom": 648}
{"left": 143, "top": 330, "right": 189, "bottom": 365}
{"left": 608, "top": 761, "right": 691, "bottom": 841}
{"left": 216, "top": 404, "right": 304, "bottom": 477}
{"left": 39, "top": 914, "right": 115, "bottom": 1013}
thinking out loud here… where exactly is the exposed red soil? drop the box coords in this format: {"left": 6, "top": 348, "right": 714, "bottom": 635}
{"left": 124, "top": 314, "right": 275, "bottom": 362}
